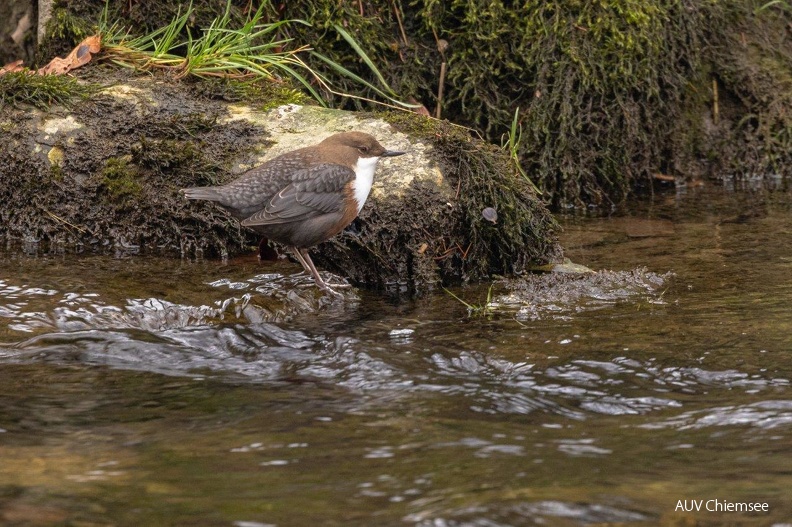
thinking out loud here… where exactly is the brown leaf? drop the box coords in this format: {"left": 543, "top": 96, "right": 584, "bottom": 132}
{"left": 0, "top": 60, "right": 26, "bottom": 75}
{"left": 37, "top": 35, "right": 102, "bottom": 75}
{"left": 407, "top": 97, "right": 431, "bottom": 116}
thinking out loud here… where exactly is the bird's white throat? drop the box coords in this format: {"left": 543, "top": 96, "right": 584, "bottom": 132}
{"left": 352, "top": 156, "right": 379, "bottom": 212}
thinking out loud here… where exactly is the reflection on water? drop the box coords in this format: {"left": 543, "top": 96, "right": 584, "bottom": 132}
{"left": 1, "top": 187, "right": 792, "bottom": 525}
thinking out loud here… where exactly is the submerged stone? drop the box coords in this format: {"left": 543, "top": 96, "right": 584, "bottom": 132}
{"left": 489, "top": 268, "right": 673, "bottom": 321}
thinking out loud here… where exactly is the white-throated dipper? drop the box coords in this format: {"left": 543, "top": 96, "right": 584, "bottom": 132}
{"left": 182, "top": 131, "right": 405, "bottom": 296}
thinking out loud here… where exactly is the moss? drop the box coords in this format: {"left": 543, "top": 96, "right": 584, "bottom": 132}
{"left": 131, "top": 136, "right": 222, "bottom": 187}
{"left": 137, "top": 139, "right": 201, "bottom": 169}
{"left": 101, "top": 156, "right": 142, "bottom": 199}
{"left": 47, "top": 145, "right": 65, "bottom": 169}
{"left": 36, "top": 6, "right": 94, "bottom": 65}
{"left": 659, "top": 1, "right": 792, "bottom": 183}
{"left": 417, "top": 0, "right": 707, "bottom": 206}
{"left": 271, "top": 0, "right": 792, "bottom": 204}
{"left": 50, "top": 164, "right": 66, "bottom": 182}
{"left": 188, "top": 78, "right": 310, "bottom": 110}
{"left": 255, "top": 85, "right": 311, "bottom": 112}
{"left": 381, "top": 111, "right": 562, "bottom": 282}
{"left": 432, "top": 129, "right": 562, "bottom": 278}
{"left": 381, "top": 111, "right": 448, "bottom": 140}
{"left": 253, "top": 1, "right": 678, "bottom": 205}
{"left": 135, "top": 111, "right": 218, "bottom": 140}
{"left": 36, "top": 0, "right": 792, "bottom": 206}
{"left": 46, "top": 7, "right": 93, "bottom": 42}
{"left": 0, "top": 84, "right": 252, "bottom": 256}
{"left": 0, "top": 71, "right": 94, "bottom": 109}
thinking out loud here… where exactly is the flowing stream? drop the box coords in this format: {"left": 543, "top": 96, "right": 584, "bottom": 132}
{"left": 1, "top": 186, "right": 791, "bottom": 526}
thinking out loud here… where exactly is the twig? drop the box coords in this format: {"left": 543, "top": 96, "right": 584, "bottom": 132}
{"left": 436, "top": 62, "right": 447, "bottom": 119}
{"left": 391, "top": 0, "right": 409, "bottom": 46}
{"left": 456, "top": 242, "right": 472, "bottom": 259}
{"left": 42, "top": 208, "right": 88, "bottom": 234}
{"left": 433, "top": 246, "right": 456, "bottom": 261}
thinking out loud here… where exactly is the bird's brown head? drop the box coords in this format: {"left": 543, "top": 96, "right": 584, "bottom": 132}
{"left": 318, "top": 132, "right": 405, "bottom": 165}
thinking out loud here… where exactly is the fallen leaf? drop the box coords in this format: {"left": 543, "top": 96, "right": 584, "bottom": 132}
{"left": 37, "top": 35, "right": 101, "bottom": 75}
{"left": 0, "top": 60, "right": 26, "bottom": 75}
{"left": 481, "top": 207, "right": 498, "bottom": 224}
{"left": 408, "top": 97, "right": 431, "bottom": 116}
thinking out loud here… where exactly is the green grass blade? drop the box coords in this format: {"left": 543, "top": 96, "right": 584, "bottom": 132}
{"left": 310, "top": 51, "right": 419, "bottom": 109}
{"left": 332, "top": 24, "right": 395, "bottom": 96}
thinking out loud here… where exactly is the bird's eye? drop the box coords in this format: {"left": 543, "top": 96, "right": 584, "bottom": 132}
{"left": 358, "top": 146, "right": 369, "bottom": 154}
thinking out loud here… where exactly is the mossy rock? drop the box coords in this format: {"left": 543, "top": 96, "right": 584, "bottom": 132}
{"left": 0, "top": 72, "right": 562, "bottom": 292}
{"left": 34, "top": 0, "right": 792, "bottom": 207}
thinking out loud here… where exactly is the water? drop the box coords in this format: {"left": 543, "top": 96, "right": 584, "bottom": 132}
{"left": 1, "top": 186, "right": 791, "bottom": 526}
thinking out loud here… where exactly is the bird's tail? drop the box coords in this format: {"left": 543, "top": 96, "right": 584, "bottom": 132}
{"left": 181, "top": 187, "right": 224, "bottom": 202}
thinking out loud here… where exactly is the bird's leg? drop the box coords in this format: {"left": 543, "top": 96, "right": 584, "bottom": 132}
{"left": 289, "top": 246, "right": 314, "bottom": 275}
{"left": 299, "top": 249, "right": 352, "bottom": 290}
{"left": 298, "top": 248, "right": 350, "bottom": 296}
{"left": 289, "top": 247, "right": 346, "bottom": 297}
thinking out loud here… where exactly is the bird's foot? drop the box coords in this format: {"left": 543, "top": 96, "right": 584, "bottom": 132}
{"left": 325, "top": 281, "right": 352, "bottom": 289}
{"left": 319, "top": 284, "right": 346, "bottom": 299}
{"left": 316, "top": 272, "right": 352, "bottom": 291}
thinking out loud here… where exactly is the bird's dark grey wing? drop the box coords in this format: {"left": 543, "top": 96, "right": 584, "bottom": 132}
{"left": 185, "top": 150, "right": 319, "bottom": 216}
{"left": 241, "top": 164, "right": 355, "bottom": 227}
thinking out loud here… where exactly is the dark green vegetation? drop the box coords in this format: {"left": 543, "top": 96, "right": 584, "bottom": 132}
{"left": 3, "top": 0, "right": 792, "bottom": 288}
{"left": 187, "top": 77, "right": 309, "bottom": 111}
{"left": 697, "top": 3, "right": 792, "bottom": 184}
{"left": 275, "top": 0, "right": 792, "bottom": 206}
{"left": 34, "top": 0, "right": 792, "bottom": 206}
{"left": 388, "top": 113, "right": 561, "bottom": 280}
{"left": 0, "top": 71, "right": 96, "bottom": 109}
{"left": 0, "top": 1, "right": 565, "bottom": 288}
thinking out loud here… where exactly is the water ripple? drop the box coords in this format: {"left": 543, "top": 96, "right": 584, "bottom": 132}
{"left": 2, "top": 274, "right": 790, "bottom": 424}
{"left": 6, "top": 324, "right": 318, "bottom": 379}
{"left": 0, "top": 271, "right": 353, "bottom": 337}
{"left": 408, "top": 500, "right": 648, "bottom": 525}
{"left": 640, "top": 400, "right": 792, "bottom": 431}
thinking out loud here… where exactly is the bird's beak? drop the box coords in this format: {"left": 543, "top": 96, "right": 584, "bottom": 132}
{"left": 382, "top": 150, "right": 406, "bottom": 157}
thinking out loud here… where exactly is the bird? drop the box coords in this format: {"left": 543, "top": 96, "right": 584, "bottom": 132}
{"left": 181, "top": 131, "right": 406, "bottom": 296}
